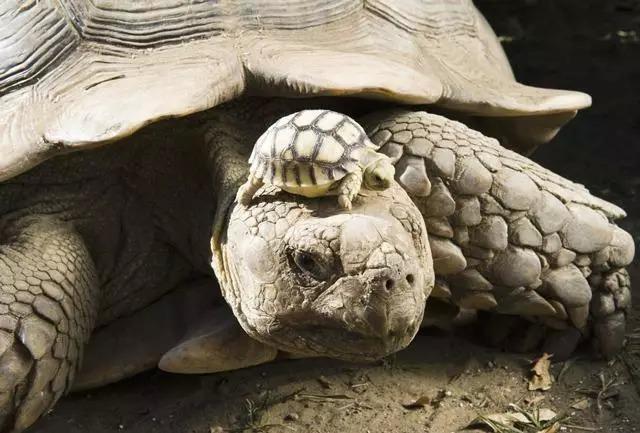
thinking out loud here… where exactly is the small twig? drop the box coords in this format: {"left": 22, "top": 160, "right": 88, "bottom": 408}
{"left": 595, "top": 372, "right": 620, "bottom": 414}
{"left": 294, "top": 393, "right": 353, "bottom": 403}
{"left": 562, "top": 424, "right": 601, "bottom": 431}
{"left": 337, "top": 402, "right": 356, "bottom": 411}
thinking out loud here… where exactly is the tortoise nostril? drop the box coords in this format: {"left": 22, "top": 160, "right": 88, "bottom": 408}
{"left": 385, "top": 279, "right": 395, "bottom": 291}
{"left": 406, "top": 274, "right": 415, "bottom": 285}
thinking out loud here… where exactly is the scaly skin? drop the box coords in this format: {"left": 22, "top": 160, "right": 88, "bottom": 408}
{"left": 0, "top": 122, "right": 215, "bottom": 433}
{"left": 364, "top": 110, "right": 635, "bottom": 356}
{"left": 0, "top": 217, "right": 98, "bottom": 432}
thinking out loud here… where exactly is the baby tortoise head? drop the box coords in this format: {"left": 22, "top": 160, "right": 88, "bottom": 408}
{"left": 362, "top": 152, "right": 395, "bottom": 191}
{"left": 217, "top": 183, "right": 433, "bottom": 361}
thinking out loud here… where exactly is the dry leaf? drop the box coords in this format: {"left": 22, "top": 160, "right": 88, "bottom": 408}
{"left": 469, "top": 407, "right": 558, "bottom": 432}
{"left": 401, "top": 396, "right": 431, "bottom": 409}
{"left": 539, "top": 422, "right": 561, "bottom": 433}
{"left": 571, "top": 398, "right": 591, "bottom": 410}
{"left": 524, "top": 395, "right": 545, "bottom": 406}
{"left": 535, "top": 408, "right": 558, "bottom": 422}
{"left": 506, "top": 404, "right": 557, "bottom": 423}
{"left": 467, "top": 412, "right": 527, "bottom": 432}
{"left": 484, "top": 412, "right": 530, "bottom": 424}
{"left": 529, "top": 353, "right": 554, "bottom": 391}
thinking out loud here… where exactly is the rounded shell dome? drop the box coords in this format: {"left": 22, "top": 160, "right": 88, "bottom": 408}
{"left": 250, "top": 110, "right": 372, "bottom": 188}
{"left": 0, "top": 0, "right": 590, "bottom": 181}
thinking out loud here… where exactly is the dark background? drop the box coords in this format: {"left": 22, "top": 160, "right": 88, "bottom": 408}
{"left": 477, "top": 0, "right": 640, "bottom": 235}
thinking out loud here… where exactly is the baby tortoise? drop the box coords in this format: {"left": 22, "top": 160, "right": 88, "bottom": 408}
{"left": 237, "top": 110, "right": 396, "bottom": 210}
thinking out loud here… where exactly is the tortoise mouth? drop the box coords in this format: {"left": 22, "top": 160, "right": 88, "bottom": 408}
{"left": 267, "top": 322, "right": 418, "bottom": 362}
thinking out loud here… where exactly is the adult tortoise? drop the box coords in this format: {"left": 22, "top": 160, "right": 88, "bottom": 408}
{"left": 0, "top": 1, "right": 634, "bottom": 432}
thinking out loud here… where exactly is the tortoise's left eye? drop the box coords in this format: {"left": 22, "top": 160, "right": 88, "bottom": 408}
{"left": 293, "top": 251, "right": 327, "bottom": 281}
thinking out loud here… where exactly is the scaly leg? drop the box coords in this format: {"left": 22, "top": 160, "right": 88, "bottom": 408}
{"left": 364, "top": 110, "right": 635, "bottom": 358}
{"left": 236, "top": 174, "right": 264, "bottom": 206}
{"left": 0, "top": 216, "right": 98, "bottom": 432}
{"left": 337, "top": 170, "right": 363, "bottom": 210}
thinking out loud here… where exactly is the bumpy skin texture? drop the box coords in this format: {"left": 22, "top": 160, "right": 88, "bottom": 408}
{"left": 220, "top": 185, "right": 432, "bottom": 360}
{"left": 0, "top": 217, "right": 98, "bottom": 432}
{"left": 364, "top": 110, "right": 635, "bottom": 357}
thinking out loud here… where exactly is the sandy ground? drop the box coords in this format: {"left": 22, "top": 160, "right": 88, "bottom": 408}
{"left": 31, "top": 1, "right": 640, "bottom": 432}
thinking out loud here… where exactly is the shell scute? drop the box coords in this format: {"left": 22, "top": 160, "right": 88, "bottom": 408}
{"left": 292, "top": 129, "right": 320, "bottom": 160}
{"left": 316, "top": 111, "right": 345, "bottom": 131}
{"left": 335, "top": 120, "right": 364, "bottom": 146}
{"left": 316, "top": 135, "right": 345, "bottom": 164}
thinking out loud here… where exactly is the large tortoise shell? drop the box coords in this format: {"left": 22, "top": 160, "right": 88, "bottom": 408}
{"left": 0, "top": 0, "right": 590, "bottom": 181}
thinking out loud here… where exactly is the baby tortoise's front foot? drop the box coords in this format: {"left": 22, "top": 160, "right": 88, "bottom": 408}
{"left": 236, "top": 174, "right": 264, "bottom": 206}
{"left": 0, "top": 216, "right": 98, "bottom": 433}
{"left": 336, "top": 171, "right": 362, "bottom": 210}
{"left": 365, "top": 110, "right": 635, "bottom": 359}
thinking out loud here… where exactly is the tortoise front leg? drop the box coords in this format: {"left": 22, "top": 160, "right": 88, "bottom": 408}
{"left": 0, "top": 216, "right": 99, "bottom": 432}
{"left": 364, "top": 110, "right": 635, "bottom": 358}
{"left": 236, "top": 174, "right": 264, "bottom": 206}
{"left": 336, "top": 170, "right": 363, "bottom": 210}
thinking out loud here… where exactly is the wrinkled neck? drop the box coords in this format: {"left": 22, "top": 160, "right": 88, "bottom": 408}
{"left": 203, "top": 115, "right": 253, "bottom": 285}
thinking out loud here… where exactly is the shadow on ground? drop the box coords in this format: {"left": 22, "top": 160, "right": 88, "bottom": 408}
{"left": 31, "top": 335, "right": 640, "bottom": 433}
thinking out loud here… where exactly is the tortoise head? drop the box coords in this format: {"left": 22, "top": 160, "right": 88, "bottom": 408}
{"left": 363, "top": 154, "right": 395, "bottom": 191}
{"left": 213, "top": 183, "right": 433, "bottom": 361}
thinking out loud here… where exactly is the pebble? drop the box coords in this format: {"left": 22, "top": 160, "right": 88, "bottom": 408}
{"left": 285, "top": 413, "right": 300, "bottom": 422}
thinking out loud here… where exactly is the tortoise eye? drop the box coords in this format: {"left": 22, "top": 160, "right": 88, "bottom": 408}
{"left": 292, "top": 251, "right": 327, "bottom": 281}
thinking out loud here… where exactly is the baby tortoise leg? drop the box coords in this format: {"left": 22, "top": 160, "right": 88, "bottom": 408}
{"left": 364, "top": 110, "right": 635, "bottom": 359}
{"left": 0, "top": 216, "right": 98, "bottom": 433}
{"left": 337, "top": 170, "right": 363, "bottom": 210}
{"left": 236, "top": 174, "right": 264, "bottom": 206}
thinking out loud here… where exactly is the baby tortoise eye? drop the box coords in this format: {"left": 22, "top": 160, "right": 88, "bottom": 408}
{"left": 292, "top": 250, "right": 327, "bottom": 281}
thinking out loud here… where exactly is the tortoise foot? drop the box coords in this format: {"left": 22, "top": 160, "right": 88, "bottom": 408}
{"left": 0, "top": 216, "right": 98, "bottom": 432}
